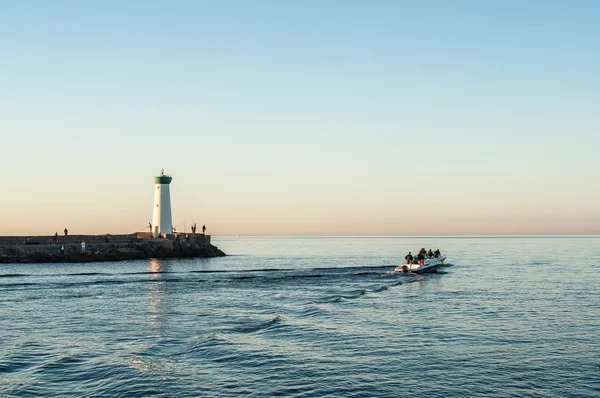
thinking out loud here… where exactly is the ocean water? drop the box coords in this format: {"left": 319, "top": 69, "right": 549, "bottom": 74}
{"left": 1, "top": 236, "right": 599, "bottom": 397}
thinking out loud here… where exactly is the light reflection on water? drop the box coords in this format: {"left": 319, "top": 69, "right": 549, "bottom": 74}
{"left": 147, "top": 259, "right": 167, "bottom": 332}
{"left": 0, "top": 236, "right": 599, "bottom": 397}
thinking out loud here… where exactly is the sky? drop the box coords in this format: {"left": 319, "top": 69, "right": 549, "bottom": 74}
{"left": 1, "top": 0, "right": 599, "bottom": 236}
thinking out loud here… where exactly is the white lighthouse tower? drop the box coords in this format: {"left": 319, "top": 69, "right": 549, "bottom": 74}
{"left": 152, "top": 169, "right": 173, "bottom": 237}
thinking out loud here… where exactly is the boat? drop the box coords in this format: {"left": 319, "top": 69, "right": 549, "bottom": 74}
{"left": 395, "top": 256, "right": 446, "bottom": 274}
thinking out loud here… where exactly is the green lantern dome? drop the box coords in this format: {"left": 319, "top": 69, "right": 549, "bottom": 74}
{"left": 153, "top": 169, "right": 172, "bottom": 184}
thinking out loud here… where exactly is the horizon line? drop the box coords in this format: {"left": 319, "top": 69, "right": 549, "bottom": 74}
{"left": 213, "top": 234, "right": 600, "bottom": 238}
{"left": 1, "top": 233, "right": 599, "bottom": 238}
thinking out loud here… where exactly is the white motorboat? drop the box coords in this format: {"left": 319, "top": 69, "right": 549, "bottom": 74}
{"left": 395, "top": 256, "right": 446, "bottom": 274}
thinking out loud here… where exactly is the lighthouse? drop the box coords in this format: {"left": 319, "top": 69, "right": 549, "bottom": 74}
{"left": 152, "top": 169, "right": 173, "bottom": 238}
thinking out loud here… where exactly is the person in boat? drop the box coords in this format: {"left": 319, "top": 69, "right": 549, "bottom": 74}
{"left": 405, "top": 251, "right": 413, "bottom": 264}
{"left": 415, "top": 248, "right": 426, "bottom": 265}
{"left": 434, "top": 249, "right": 441, "bottom": 258}
{"left": 427, "top": 249, "right": 434, "bottom": 258}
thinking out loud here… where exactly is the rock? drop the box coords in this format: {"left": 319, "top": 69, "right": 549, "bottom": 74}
{"left": 0, "top": 234, "right": 226, "bottom": 263}
{"left": 105, "top": 251, "right": 121, "bottom": 261}
{"left": 114, "top": 247, "right": 140, "bottom": 259}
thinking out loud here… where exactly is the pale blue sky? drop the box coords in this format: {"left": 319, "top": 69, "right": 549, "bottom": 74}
{"left": 1, "top": 1, "right": 599, "bottom": 235}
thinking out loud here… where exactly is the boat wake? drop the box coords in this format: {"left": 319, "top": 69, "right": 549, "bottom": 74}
{"left": 225, "top": 315, "right": 283, "bottom": 334}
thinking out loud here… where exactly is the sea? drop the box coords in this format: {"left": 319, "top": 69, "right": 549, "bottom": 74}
{"left": 1, "top": 236, "right": 599, "bottom": 397}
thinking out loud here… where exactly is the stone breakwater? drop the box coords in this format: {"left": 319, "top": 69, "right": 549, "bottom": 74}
{"left": 0, "top": 233, "right": 226, "bottom": 263}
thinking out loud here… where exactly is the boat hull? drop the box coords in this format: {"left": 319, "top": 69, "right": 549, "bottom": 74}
{"left": 395, "top": 257, "right": 445, "bottom": 274}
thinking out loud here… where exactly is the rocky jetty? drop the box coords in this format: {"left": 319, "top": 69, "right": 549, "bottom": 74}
{"left": 0, "top": 233, "right": 225, "bottom": 264}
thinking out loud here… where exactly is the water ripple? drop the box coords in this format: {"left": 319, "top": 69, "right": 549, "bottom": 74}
{"left": 2, "top": 236, "right": 600, "bottom": 397}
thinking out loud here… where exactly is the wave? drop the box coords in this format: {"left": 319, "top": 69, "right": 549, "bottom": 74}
{"left": 309, "top": 277, "right": 408, "bottom": 303}
{"left": 372, "top": 285, "right": 389, "bottom": 292}
{"left": 123, "top": 271, "right": 176, "bottom": 275}
{"left": 0, "top": 282, "right": 37, "bottom": 288}
{"left": 189, "top": 268, "right": 294, "bottom": 274}
{"left": 0, "top": 278, "right": 209, "bottom": 290}
{"left": 67, "top": 272, "right": 110, "bottom": 276}
{"left": 312, "top": 289, "right": 368, "bottom": 303}
{"left": 189, "top": 334, "right": 233, "bottom": 352}
{"left": 312, "top": 265, "right": 394, "bottom": 271}
{"left": 352, "top": 271, "right": 388, "bottom": 277}
{"left": 226, "top": 316, "right": 282, "bottom": 334}
{"left": 0, "top": 264, "right": 429, "bottom": 292}
{"left": 298, "top": 305, "right": 325, "bottom": 317}
{"left": 1, "top": 265, "right": 398, "bottom": 279}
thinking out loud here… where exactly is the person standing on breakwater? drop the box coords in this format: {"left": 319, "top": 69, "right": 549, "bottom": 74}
{"left": 64, "top": 228, "right": 68, "bottom": 236}
{"left": 148, "top": 222, "right": 152, "bottom": 232}
{"left": 54, "top": 232, "right": 59, "bottom": 243}
{"left": 81, "top": 241, "right": 86, "bottom": 253}
{"left": 60, "top": 245, "right": 65, "bottom": 255}
{"left": 202, "top": 225, "right": 206, "bottom": 235}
